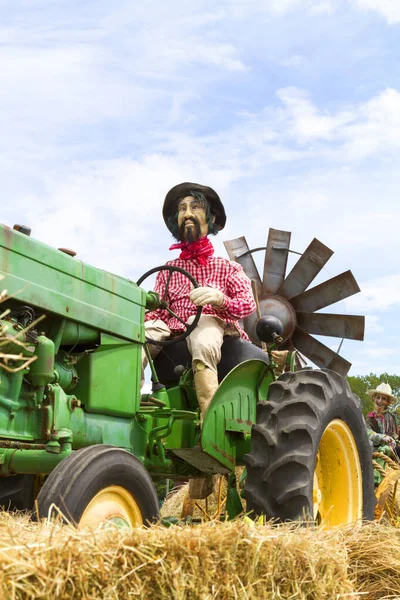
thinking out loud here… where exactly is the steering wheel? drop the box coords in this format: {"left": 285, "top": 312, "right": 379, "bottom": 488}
{"left": 136, "top": 265, "right": 202, "bottom": 346}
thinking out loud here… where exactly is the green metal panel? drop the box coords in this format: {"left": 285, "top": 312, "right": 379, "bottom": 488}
{"left": 70, "top": 411, "right": 145, "bottom": 455}
{"left": 201, "top": 360, "right": 274, "bottom": 470}
{"left": 73, "top": 333, "right": 141, "bottom": 417}
{"left": 0, "top": 223, "right": 146, "bottom": 343}
{"left": 0, "top": 370, "right": 42, "bottom": 441}
{"left": 156, "top": 385, "right": 197, "bottom": 451}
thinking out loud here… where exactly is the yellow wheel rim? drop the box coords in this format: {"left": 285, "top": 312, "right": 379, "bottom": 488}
{"left": 79, "top": 485, "right": 144, "bottom": 529}
{"left": 313, "top": 419, "right": 363, "bottom": 526}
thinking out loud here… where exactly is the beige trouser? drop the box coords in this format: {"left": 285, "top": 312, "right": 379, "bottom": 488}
{"left": 142, "top": 315, "right": 239, "bottom": 381}
{"left": 143, "top": 316, "right": 239, "bottom": 501}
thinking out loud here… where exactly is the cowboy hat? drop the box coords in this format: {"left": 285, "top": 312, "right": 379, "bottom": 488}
{"left": 367, "top": 382, "right": 397, "bottom": 405}
{"left": 162, "top": 182, "right": 226, "bottom": 233}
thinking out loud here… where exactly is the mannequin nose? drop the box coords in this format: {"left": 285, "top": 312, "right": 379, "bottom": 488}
{"left": 184, "top": 206, "right": 194, "bottom": 218}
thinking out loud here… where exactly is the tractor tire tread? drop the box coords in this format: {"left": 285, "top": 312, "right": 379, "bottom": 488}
{"left": 36, "top": 445, "right": 159, "bottom": 526}
{"left": 244, "top": 368, "right": 375, "bottom": 522}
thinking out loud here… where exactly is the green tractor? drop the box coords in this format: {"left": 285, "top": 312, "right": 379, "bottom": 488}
{"left": 0, "top": 223, "right": 374, "bottom": 528}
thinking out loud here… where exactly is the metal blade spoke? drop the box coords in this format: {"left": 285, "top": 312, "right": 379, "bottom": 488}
{"left": 290, "top": 271, "right": 360, "bottom": 313}
{"left": 291, "top": 327, "right": 352, "bottom": 376}
{"left": 261, "top": 229, "right": 291, "bottom": 297}
{"left": 224, "top": 236, "right": 262, "bottom": 297}
{"left": 164, "top": 307, "right": 188, "bottom": 328}
{"left": 277, "top": 238, "right": 333, "bottom": 299}
{"left": 296, "top": 313, "right": 365, "bottom": 341}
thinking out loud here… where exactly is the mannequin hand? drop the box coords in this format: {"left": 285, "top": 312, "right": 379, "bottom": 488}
{"left": 189, "top": 286, "right": 224, "bottom": 307}
{"left": 381, "top": 435, "right": 395, "bottom": 448}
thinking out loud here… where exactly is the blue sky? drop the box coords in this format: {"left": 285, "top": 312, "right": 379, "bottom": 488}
{"left": 1, "top": 0, "right": 399, "bottom": 376}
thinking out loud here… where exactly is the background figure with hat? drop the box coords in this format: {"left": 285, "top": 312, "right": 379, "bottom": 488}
{"left": 142, "top": 182, "right": 256, "bottom": 498}
{"left": 366, "top": 382, "right": 399, "bottom": 457}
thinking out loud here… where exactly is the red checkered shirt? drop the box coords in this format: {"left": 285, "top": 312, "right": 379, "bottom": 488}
{"left": 145, "top": 255, "right": 256, "bottom": 339}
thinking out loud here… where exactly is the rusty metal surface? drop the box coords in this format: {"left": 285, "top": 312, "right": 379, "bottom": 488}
{"left": 224, "top": 236, "right": 261, "bottom": 297}
{"left": 169, "top": 448, "right": 231, "bottom": 475}
{"left": 290, "top": 270, "right": 360, "bottom": 313}
{"left": 296, "top": 312, "right": 365, "bottom": 341}
{"left": 241, "top": 295, "right": 297, "bottom": 346}
{"left": 291, "top": 326, "right": 352, "bottom": 376}
{"left": 261, "top": 229, "right": 291, "bottom": 297}
{"left": 277, "top": 238, "right": 334, "bottom": 299}
{"left": 0, "top": 441, "right": 46, "bottom": 450}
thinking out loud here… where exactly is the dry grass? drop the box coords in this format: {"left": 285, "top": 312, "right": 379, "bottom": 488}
{"left": 1, "top": 512, "right": 400, "bottom": 599}
{"left": 160, "top": 471, "right": 246, "bottom": 521}
{"left": 0, "top": 512, "right": 352, "bottom": 600}
{"left": 346, "top": 522, "right": 400, "bottom": 599}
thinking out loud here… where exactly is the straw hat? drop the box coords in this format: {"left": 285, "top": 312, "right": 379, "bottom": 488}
{"left": 367, "top": 382, "right": 397, "bottom": 405}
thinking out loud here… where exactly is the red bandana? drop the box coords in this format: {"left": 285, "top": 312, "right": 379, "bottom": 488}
{"left": 169, "top": 236, "right": 214, "bottom": 266}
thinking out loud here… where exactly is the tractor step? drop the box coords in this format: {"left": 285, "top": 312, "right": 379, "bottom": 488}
{"left": 169, "top": 447, "right": 231, "bottom": 475}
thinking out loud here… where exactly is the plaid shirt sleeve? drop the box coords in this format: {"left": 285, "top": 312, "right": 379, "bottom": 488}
{"left": 213, "top": 262, "right": 257, "bottom": 320}
{"left": 143, "top": 256, "right": 256, "bottom": 337}
{"left": 385, "top": 412, "right": 398, "bottom": 439}
{"left": 366, "top": 428, "right": 383, "bottom": 446}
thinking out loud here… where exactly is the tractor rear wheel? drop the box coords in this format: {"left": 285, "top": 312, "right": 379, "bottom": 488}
{"left": 244, "top": 369, "right": 375, "bottom": 525}
{"left": 35, "top": 445, "right": 159, "bottom": 528}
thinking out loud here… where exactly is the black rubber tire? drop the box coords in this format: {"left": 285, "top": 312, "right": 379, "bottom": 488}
{"left": 244, "top": 368, "right": 375, "bottom": 522}
{"left": 35, "top": 445, "right": 160, "bottom": 526}
{"left": 0, "top": 474, "right": 36, "bottom": 511}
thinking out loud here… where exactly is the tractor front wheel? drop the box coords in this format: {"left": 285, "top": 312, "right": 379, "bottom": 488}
{"left": 244, "top": 368, "right": 375, "bottom": 525}
{"left": 36, "top": 445, "right": 160, "bottom": 528}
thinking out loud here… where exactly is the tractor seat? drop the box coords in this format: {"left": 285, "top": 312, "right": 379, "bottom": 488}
{"left": 153, "top": 336, "right": 269, "bottom": 387}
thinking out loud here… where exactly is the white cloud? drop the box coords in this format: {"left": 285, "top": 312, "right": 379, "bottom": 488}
{"left": 1, "top": 0, "right": 400, "bottom": 378}
{"left": 273, "top": 87, "right": 400, "bottom": 160}
{"left": 310, "top": 1, "right": 336, "bottom": 14}
{"left": 342, "top": 89, "right": 400, "bottom": 159}
{"left": 0, "top": 4, "right": 248, "bottom": 162}
{"left": 352, "top": 0, "right": 400, "bottom": 24}
{"left": 346, "top": 275, "right": 400, "bottom": 313}
{"left": 14, "top": 150, "right": 242, "bottom": 280}
{"left": 155, "top": 86, "right": 400, "bottom": 187}
{"left": 363, "top": 346, "right": 394, "bottom": 358}
{"left": 6, "top": 83, "right": 397, "bottom": 287}
{"left": 365, "top": 315, "right": 384, "bottom": 334}
{"left": 265, "top": 0, "right": 308, "bottom": 13}
{"left": 346, "top": 338, "right": 400, "bottom": 375}
{"left": 281, "top": 55, "right": 305, "bottom": 67}
{"left": 241, "top": 0, "right": 336, "bottom": 15}
{"left": 276, "top": 87, "right": 354, "bottom": 141}
{"left": 229, "top": 0, "right": 400, "bottom": 22}
{"left": 160, "top": 40, "right": 246, "bottom": 72}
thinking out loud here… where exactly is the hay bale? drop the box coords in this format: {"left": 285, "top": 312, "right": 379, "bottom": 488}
{"left": 345, "top": 522, "right": 400, "bottom": 599}
{"left": 2, "top": 511, "right": 400, "bottom": 599}
{"left": 0, "top": 511, "right": 355, "bottom": 599}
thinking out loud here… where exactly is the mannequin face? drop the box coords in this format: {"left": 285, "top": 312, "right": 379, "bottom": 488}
{"left": 374, "top": 393, "right": 390, "bottom": 414}
{"left": 177, "top": 196, "right": 214, "bottom": 242}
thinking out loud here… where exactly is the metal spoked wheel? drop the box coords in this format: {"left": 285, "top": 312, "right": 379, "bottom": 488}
{"left": 224, "top": 228, "right": 365, "bottom": 376}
